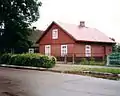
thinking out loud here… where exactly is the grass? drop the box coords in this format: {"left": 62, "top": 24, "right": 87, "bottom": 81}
{"left": 72, "top": 66, "right": 120, "bottom": 74}
{"left": 88, "top": 68, "right": 120, "bottom": 74}
{"left": 68, "top": 67, "right": 120, "bottom": 80}
{"left": 53, "top": 64, "right": 120, "bottom": 74}
{"left": 51, "top": 64, "right": 120, "bottom": 80}
{"left": 75, "top": 61, "right": 106, "bottom": 66}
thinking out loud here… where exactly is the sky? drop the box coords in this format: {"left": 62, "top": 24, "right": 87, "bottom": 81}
{"left": 32, "top": 0, "right": 120, "bottom": 42}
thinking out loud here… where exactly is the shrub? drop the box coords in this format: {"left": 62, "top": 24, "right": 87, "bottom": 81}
{"left": 109, "top": 52, "right": 120, "bottom": 65}
{"left": 80, "top": 58, "right": 89, "bottom": 65}
{"left": 0, "top": 52, "right": 2, "bottom": 56}
{"left": 5, "top": 53, "right": 56, "bottom": 68}
{"left": 0, "top": 53, "right": 12, "bottom": 64}
{"left": 41, "top": 56, "right": 56, "bottom": 68}
{"left": 89, "top": 57, "right": 95, "bottom": 65}
{"left": 9, "top": 54, "right": 25, "bottom": 66}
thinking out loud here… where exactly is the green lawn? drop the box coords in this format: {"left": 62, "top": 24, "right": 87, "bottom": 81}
{"left": 53, "top": 64, "right": 120, "bottom": 74}
{"left": 51, "top": 64, "right": 120, "bottom": 80}
{"left": 72, "top": 67, "right": 120, "bottom": 74}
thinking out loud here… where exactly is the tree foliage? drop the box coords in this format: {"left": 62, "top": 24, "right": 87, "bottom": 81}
{"left": 112, "top": 44, "right": 120, "bottom": 52}
{"left": 0, "top": 0, "right": 41, "bottom": 50}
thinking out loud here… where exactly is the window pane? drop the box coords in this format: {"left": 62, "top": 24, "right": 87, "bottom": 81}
{"left": 61, "top": 45, "right": 67, "bottom": 56}
{"left": 52, "top": 29, "right": 58, "bottom": 39}
{"left": 85, "top": 45, "right": 91, "bottom": 57}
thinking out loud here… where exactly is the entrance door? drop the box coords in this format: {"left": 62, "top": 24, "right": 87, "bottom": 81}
{"left": 45, "top": 45, "right": 51, "bottom": 56}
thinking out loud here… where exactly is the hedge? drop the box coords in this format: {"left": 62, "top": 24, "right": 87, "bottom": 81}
{"left": 109, "top": 52, "right": 120, "bottom": 65}
{"left": 0, "top": 53, "right": 56, "bottom": 68}
{"left": 0, "top": 53, "right": 12, "bottom": 64}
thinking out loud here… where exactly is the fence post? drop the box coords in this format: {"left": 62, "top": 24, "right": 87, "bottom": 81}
{"left": 72, "top": 54, "right": 75, "bottom": 64}
{"left": 106, "top": 55, "right": 109, "bottom": 66}
{"left": 64, "top": 55, "right": 67, "bottom": 64}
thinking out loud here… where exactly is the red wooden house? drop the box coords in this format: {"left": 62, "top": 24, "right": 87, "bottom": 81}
{"left": 37, "top": 21, "right": 115, "bottom": 61}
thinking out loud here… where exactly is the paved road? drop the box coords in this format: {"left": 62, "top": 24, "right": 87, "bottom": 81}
{"left": 0, "top": 67, "right": 120, "bottom": 96}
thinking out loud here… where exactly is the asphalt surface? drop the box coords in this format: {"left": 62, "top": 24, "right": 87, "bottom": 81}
{"left": 0, "top": 67, "right": 120, "bottom": 96}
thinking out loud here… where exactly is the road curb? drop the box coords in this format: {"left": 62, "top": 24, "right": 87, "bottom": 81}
{"left": 0, "top": 64, "right": 48, "bottom": 71}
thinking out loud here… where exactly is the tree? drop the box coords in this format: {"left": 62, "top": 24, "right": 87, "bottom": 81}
{"left": 117, "top": 44, "right": 120, "bottom": 52}
{"left": 112, "top": 43, "right": 120, "bottom": 53}
{"left": 0, "top": 0, "right": 41, "bottom": 52}
{"left": 112, "top": 44, "right": 117, "bottom": 52}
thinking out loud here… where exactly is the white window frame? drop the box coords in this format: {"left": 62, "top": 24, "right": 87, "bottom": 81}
{"left": 45, "top": 45, "right": 51, "bottom": 56}
{"left": 85, "top": 45, "right": 91, "bottom": 57}
{"left": 61, "top": 45, "right": 67, "bottom": 57}
{"left": 29, "top": 48, "right": 34, "bottom": 53}
{"left": 52, "top": 29, "right": 58, "bottom": 39}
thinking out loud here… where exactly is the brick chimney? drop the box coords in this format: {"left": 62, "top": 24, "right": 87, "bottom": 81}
{"left": 80, "top": 21, "right": 85, "bottom": 27}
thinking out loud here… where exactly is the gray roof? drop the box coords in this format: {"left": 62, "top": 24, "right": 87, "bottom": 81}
{"left": 29, "top": 30, "right": 43, "bottom": 47}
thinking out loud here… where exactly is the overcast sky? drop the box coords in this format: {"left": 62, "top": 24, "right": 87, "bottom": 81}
{"left": 32, "top": 0, "right": 120, "bottom": 42}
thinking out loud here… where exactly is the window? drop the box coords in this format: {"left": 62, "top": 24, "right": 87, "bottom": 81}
{"left": 45, "top": 45, "right": 51, "bottom": 56}
{"left": 85, "top": 45, "right": 91, "bottom": 57}
{"left": 61, "top": 45, "right": 67, "bottom": 56}
{"left": 0, "top": 32, "right": 3, "bottom": 36}
{"left": 0, "top": 29, "right": 4, "bottom": 36}
{"left": 29, "top": 48, "right": 34, "bottom": 53}
{"left": 52, "top": 29, "right": 58, "bottom": 39}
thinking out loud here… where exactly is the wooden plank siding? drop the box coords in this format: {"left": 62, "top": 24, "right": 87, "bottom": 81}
{"left": 38, "top": 22, "right": 113, "bottom": 59}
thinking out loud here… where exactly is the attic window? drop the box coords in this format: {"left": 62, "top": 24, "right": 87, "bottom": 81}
{"left": 52, "top": 29, "right": 58, "bottom": 39}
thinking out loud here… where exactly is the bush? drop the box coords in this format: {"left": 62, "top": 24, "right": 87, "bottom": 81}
{"left": 89, "top": 57, "right": 95, "bottom": 65}
{"left": 0, "top": 53, "right": 56, "bottom": 68}
{"left": 41, "top": 56, "right": 56, "bottom": 68}
{"left": 0, "top": 52, "right": 2, "bottom": 56}
{"left": 80, "top": 58, "right": 89, "bottom": 65}
{"left": 0, "top": 53, "right": 12, "bottom": 64}
{"left": 109, "top": 52, "right": 120, "bottom": 65}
